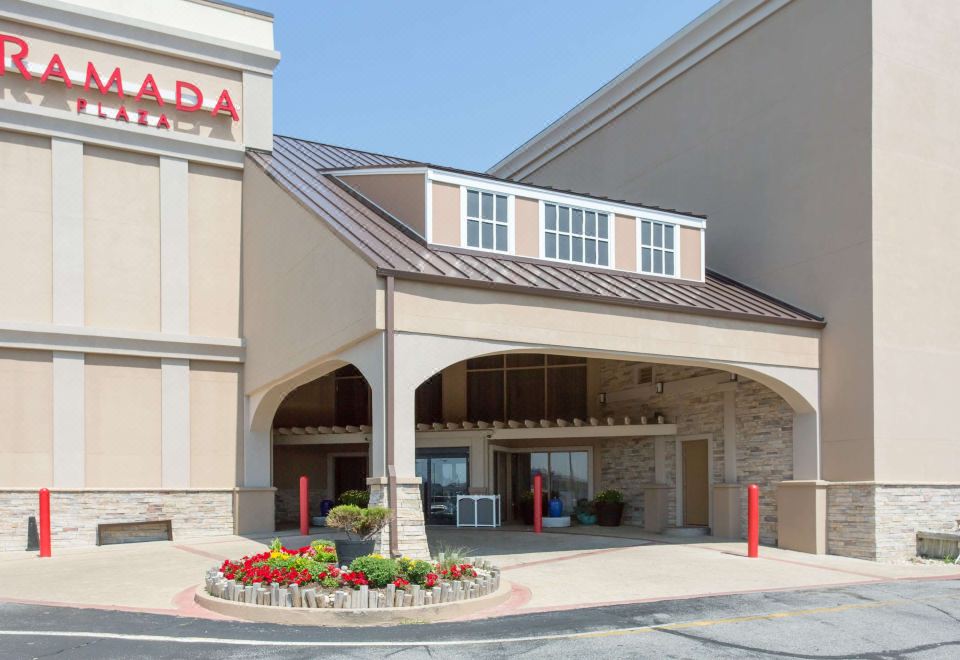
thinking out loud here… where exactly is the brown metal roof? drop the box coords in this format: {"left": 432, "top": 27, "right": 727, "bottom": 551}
{"left": 248, "top": 136, "right": 824, "bottom": 328}
{"left": 283, "top": 135, "right": 707, "bottom": 219}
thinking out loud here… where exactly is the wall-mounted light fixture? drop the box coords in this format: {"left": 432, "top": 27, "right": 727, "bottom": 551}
{"left": 598, "top": 392, "right": 607, "bottom": 404}
{"left": 655, "top": 382, "right": 664, "bottom": 394}
{"left": 730, "top": 373, "right": 738, "bottom": 382}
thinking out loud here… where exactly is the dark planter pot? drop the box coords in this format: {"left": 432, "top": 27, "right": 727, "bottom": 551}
{"left": 334, "top": 538, "right": 375, "bottom": 566}
{"left": 595, "top": 501, "right": 625, "bottom": 527}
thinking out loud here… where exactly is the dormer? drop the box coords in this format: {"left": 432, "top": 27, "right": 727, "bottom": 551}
{"left": 334, "top": 166, "right": 706, "bottom": 282}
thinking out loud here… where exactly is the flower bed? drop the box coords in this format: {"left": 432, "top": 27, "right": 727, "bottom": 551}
{"left": 203, "top": 539, "right": 501, "bottom": 610}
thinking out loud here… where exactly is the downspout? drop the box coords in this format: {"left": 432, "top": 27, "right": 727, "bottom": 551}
{"left": 384, "top": 275, "right": 399, "bottom": 557}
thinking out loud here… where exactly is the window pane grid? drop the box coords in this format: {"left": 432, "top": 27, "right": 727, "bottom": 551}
{"left": 544, "top": 203, "right": 609, "bottom": 266}
{"left": 466, "top": 188, "right": 509, "bottom": 252}
{"left": 639, "top": 219, "right": 677, "bottom": 276}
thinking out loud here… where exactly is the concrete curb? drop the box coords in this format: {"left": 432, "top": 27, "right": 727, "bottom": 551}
{"left": 194, "top": 580, "right": 513, "bottom": 626}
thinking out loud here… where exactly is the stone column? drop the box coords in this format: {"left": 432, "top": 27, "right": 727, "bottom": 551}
{"left": 712, "top": 483, "right": 742, "bottom": 538}
{"left": 368, "top": 476, "right": 429, "bottom": 559}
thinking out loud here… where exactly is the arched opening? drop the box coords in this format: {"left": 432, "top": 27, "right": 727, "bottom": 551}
{"left": 406, "top": 349, "right": 802, "bottom": 544}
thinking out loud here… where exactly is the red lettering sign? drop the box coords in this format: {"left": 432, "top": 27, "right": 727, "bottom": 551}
{"left": 85, "top": 62, "right": 124, "bottom": 98}
{"left": 0, "top": 34, "right": 31, "bottom": 80}
{"left": 211, "top": 89, "right": 239, "bottom": 121}
{"left": 175, "top": 81, "right": 203, "bottom": 112}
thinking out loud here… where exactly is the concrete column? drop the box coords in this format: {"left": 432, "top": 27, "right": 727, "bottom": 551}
{"left": 160, "top": 157, "right": 190, "bottom": 335}
{"left": 51, "top": 138, "right": 85, "bottom": 487}
{"left": 52, "top": 351, "right": 84, "bottom": 487}
{"left": 643, "top": 485, "right": 672, "bottom": 533}
{"left": 161, "top": 358, "right": 190, "bottom": 487}
{"left": 712, "top": 483, "right": 742, "bottom": 539}
{"left": 723, "top": 389, "right": 737, "bottom": 482}
{"left": 793, "top": 412, "right": 821, "bottom": 481}
{"left": 242, "top": 395, "right": 272, "bottom": 487}
{"left": 777, "top": 480, "right": 827, "bottom": 554}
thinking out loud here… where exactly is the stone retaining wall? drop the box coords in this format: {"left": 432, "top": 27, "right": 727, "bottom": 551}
{"left": 0, "top": 489, "right": 235, "bottom": 552}
{"left": 827, "top": 483, "right": 960, "bottom": 561}
{"left": 597, "top": 362, "right": 793, "bottom": 544}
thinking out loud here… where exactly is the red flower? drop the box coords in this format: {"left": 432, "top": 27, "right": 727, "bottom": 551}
{"left": 393, "top": 577, "right": 410, "bottom": 589}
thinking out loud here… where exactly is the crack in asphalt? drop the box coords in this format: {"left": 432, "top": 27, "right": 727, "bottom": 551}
{"left": 654, "top": 627, "right": 960, "bottom": 659}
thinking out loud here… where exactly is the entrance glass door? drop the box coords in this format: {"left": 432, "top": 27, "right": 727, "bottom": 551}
{"left": 415, "top": 449, "right": 469, "bottom": 525}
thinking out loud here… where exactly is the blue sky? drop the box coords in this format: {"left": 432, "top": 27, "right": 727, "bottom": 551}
{"left": 241, "top": 1, "right": 716, "bottom": 171}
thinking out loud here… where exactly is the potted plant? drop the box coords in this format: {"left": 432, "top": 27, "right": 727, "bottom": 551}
{"left": 574, "top": 498, "right": 596, "bottom": 525}
{"left": 517, "top": 490, "right": 549, "bottom": 525}
{"left": 594, "top": 489, "right": 625, "bottom": 527}
{"left": 325, "top": 504, "right": 389, "bottom": 565}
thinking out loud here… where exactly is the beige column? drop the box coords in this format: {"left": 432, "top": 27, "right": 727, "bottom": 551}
{"left": 777, "top": 480, "right": 828, "bottom": 554}
{"left": 51, "top": 138, "right": 85, "bottom": 487}
{"left": 159, "top": 157, "right": 191, "bottom": 487}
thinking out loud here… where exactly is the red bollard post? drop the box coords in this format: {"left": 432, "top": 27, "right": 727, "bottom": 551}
{"left": 747, "top": 483, "right": 759, "bottom": 558}
{"left": 299, "top": 475, "right": 309, "bottom": 536}
{"left": 533, "top": 473, "right": 543, "bottom": 534}
{"left": 39, "top": 488, "right": 51, "bottom": 558}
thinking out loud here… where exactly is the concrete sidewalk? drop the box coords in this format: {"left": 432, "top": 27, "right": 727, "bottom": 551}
{"left": 0, "top": 526, "right": 957, "bottom": 621}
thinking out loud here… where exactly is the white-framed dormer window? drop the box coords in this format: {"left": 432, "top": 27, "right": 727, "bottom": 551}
{"left": 543, "top": 203, "right": 610, "bottom": 266}
{"left": 639, "top": 219, "right": 676, "bottom": 276}
{"left": 465, "top": 188, "right": 510, "bottom": 252}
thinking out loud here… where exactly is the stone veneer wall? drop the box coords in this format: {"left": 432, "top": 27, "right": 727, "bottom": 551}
{"left": 0, "top": 489, "right": 235, "bottom": 552}
{"left": 598, "top": 362, "right": 793, "bottom": 544}
{"left": 369, "top": 483, "right": 430, "bottom": 559}
{"left": 828, "top": 483, "right": 960, "bottom": 561}
{"left": 275, "top": 489, "right": 329, "bottom": 525}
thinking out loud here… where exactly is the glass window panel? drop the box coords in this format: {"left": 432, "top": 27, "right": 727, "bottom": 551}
{"left": 549, "top": 451, "right": 574, "bottom": 512}
{"left": 559, "top": 207, "right": 570, "bottom": 232}
{"left": 570, "top": 451, "right": 589, "bottom": 505}
{"left": 572, "top": 209, "right": 583, "bottom": 234}
{"left": 545, "top": 231, "right": 556, "bottom": 258}
{"left": 481, "top": 192, "right": 493, "bottom": 220}
{"left": 495, "top": 195, "right": 508, "bottom": 222}
{"left": 665, "top": 251, "right": 675, "bottom": 276}
{"left": 654, "top": 249, "right": 663, "bottom": 273}
{"left": 585, "top": 238, "right": 596, "bottom": 264}
{"left": 467, "top": 190, "right": 479, "bottom": 218}
{"left": 653, "top": 223, "right": 663, "bottom": 248}
{"left": 481, "top": 222, "right": 493, "bottom": 249}
{"left": 585, "top": 212, "right": 596, "bottom": 236}
{"left": 598, "top": 241, "right": 609, "bottom": 266}
{"left": 572, "top": 236, "right": 583, "bottom": 262}
{"left": 467, "top": 370, "right": 504, "bottom": 421}
{"left": 545, "top": 204, "right": 557, "bottom": 230}
{"left": 642, "top": 247, "right": 652, "bottom": 271}
{"left": 506, "top": 368, "right": 545, "bottom": 420}
{"left": 547, "top": 365, "right": 587, "bottom": 419}
{"left": 467, "top": 355, "right": 503, "bottom": 370}
{"left": 641, "top": 220, "right": 651, "bottom": 245}
{"left": 546, "top": 355, "right": 585, "bottom": 366}
{"left": 530, "top": 452, "right": 549, "bottom": 484}
{"left": 506, "top": 354, "right": 545, "bottom": 368}
{"left": 664, "top": 224, "right": 675, "bottom": 249}
{"left": 598, "top": 214, "right": 609, "bottom": 239}
{"left": 559, "top": 234, "right": 570, "bottom": 260}
{"left": 495, "top": 224, "right": 507, "bottom": 251}
{"left": 467, "top": 219, "right": 480, "bottom": 247}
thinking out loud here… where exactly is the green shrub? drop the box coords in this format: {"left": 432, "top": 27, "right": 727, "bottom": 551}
{"left": 326, "top": 505, "right": 390, "bottom": 540}
{"left": 338, "top": 489, "right": 370, "bottom": 508}
{"left": 397, "top": 557, "right": 434, "bottom": 585}
{"left": 310, "top": 538, "right": 337, "bottom": 563}
{"left": 349, "top": 555, "right": 398, "bottom": 588}
{"left": 595, "top": 489, "right": 624, "bottom": 504}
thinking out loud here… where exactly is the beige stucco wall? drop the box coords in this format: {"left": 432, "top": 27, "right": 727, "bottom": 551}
{"left": 0, "top": 349, "right": 53, "bottom": 487}
{"left": 614, "top": 214, "right": 636, "bottom": 271}
{"left": 338, "top": 173, "right": 426, "bottom": 237}
{"left": 0, "top": 18, "right": 244, "bottom": 142}
{"left": 84, "top": 355, "right": 162, "bottom": 487}
{"left": 84, "top": 146, "right": 161, "bottom": 332}
{"left": 431, "top": 181, "right": 461, "bottom": 247}
{"left": 242, "top": 160, "right": 380, "bottom": 395}
{"left": 515, "top": 196, "right": 539, "bottom": 258}
{"left": 680, "top": 227, "right": 702, "bottom": 281}
{"left": 0, "top": 131, "right": 52, "bottom": 323}
{"left": 393, "top": 279, "right": 820, "bottom": 371}
{"left": 870, "top": 0, "right": 960, "bottom": 482}
{"left": 513, "top": 0, "right": 872, "bottom": 480}
{"left": 189, "top": 164, "right": 242, "bottom": 338}
{"left": 189, "top": 362, "right": 240, "bottom": 488}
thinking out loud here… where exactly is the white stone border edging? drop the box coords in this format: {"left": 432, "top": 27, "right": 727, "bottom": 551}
{"left": 195, "top": 561, "right": 510, "bottom": 626}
